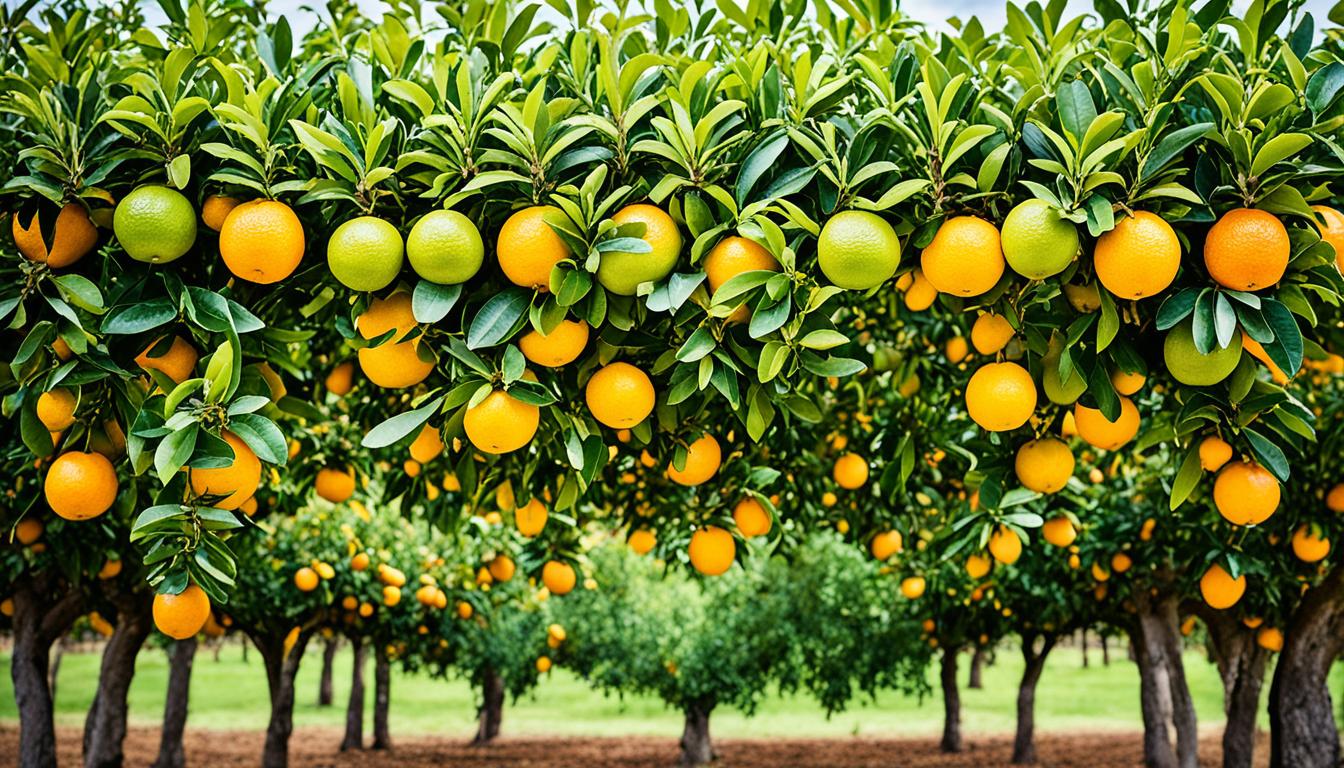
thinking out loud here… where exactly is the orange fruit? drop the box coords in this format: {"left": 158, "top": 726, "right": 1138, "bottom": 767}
{"left": 497, "top": 206, "right": 571, "bottom": 291}
{"left": 870, "top": 530, "right": 903, "bottom": 560}
{"left": 1213, "top": 461, "right": 1280, "bottom": 525}
{"left": 1311, "top": 205, "right": 1344, "bottom": 272}
{"left": 15, "top": 518, "right": 43, "bottom": 546}
{"left": 1094, "top": 211, "right": 1180, "bottom": 299}
{"left": 688, "top": 526, "right": 736, "bottom": 576}
{"left": 988, "top": 526, "right": 1022, "bottom": 565}
{"left": 136, "top": 335, "right": 198, "bottom": 384}
{"left": 586, "top": 362, "right": 655, "bottom": 428}
{"left": 971, "top": 313, "right": 1014, "bottom": 355}
{"left": 920, "top": 216, "right": 1004, "bottom": 296}
{"left": 294, "top": 567, "right": 319, "bottom": 592}
{"left": 542, "top": 560, "right": 577, "bottom": 595}
{"left": 1291, "top": 525, "right": 1330, "bottom": 562}
{"left": 1111, "top": 553, "right": 1132, "bottom": 573}
{"left": 1092, "top": 562, "right": 1111, "bottom": 582}
{"left": 945, "top": 336, "right": 969, "bottom": 363}
{"left": 599, "top": 204, "right": 683, "bottom": 295}
{"left": 1203, "top": 208, "right": 1289, "bottom": 291}
{"left": 455, "top": 600, "right": 472, "bottom": 619}
{"left": 667, "top": 434, "right": 721, "bottom": 486}
{"left": 188, "top": 431, "right": 261, "bottom": 510}
{"left": 903, "top": 269, "right": 938, "bottom": 311}
{"left": 965, "top": 553, "right": 991, "bottom": 579}
{"left": 351, "top": 552, "right": 370, "bottom": 571}
{"left": 628, "top": 528, "right": 656, "bottom": 554}
{"left": 153, "top": 584, "right": 211, "bottom": 639}
{"left": 356, "top": 292, "right": 433, "bottom": 389}
{"left": 1199, "top": 563, "right": 1246, "bottom": 610}
{"left": 1242, "top": 333, "right": 1290, "bottom": 384}
{"left": 536, "top": 657, "right": 552, "bottom": 673}
{"left": 488, "top": 555, "right": 516, "bottom": 582}
{"left": 966, "top": 362, "right": 1036, "bottom": 432}
{"left": 219, "top": 200, "right": 305, "bottom": 284}
{"left": 832, "top": 453, "right": 869, "bottom": 489}
{"left": 1110, "top": 368, "right": 1146, "bottom": 395}
{"left": 519, "top": 320, "right": 589, "bottom": 367}
{"left": 409, "top": 425, "right": 444, "bottom": 463}
{"left": 732, "top": 498, "right": 772, "bottom": 538}
{"left": 1014, "top": 438, "right": 1074, "bottom": 494}
{"left": 97, "top": 558, "right": 122, "bottom": 580}
{"left": 1257, "top": 627, "right": 1283, "bottom": 652}
{"left": 325, "top": 361, "right": 355, "bottom": 395}
{"left": 201, "top": 195, "right": 240, "bottom": 231}
{"left": 315, "top": 467, "right": 356, "bottom": 503}
{"left": 45, "top": 451, "right": 118, "bottom": 520}
{"left": 36, "top": 388, "right": 77, "bottom": 431}
{"left": 516, "top": 499, "right": 548, "bottom": 537}
{"left": 1198, "top": 436, "right": 1233, "bottom": 472}
{"left": 1073, "top": 397, "right": 1140, "bottom": 451}
{"left": 464, "top": 389, "right": 540, "bottom": 454}
{"left": 900, "top": 576, "right": 926, "bottom": 599}
{"left": 383, "top": 585, "right": 402, "bottom": 607}
{"left": 1327, "top": 483, "right": 1344, "bottom": 512}
{"left": 377, "top": 564, "right": 407, "bottom": 587}
{"left": 13, "top": 202, "right": 99, "bottom": 268}
{"left": 703, "top": 236, "right": 780, "bottom": 322}
{"left": 1041, "top": 517, "right": 1076, "bottom": 547}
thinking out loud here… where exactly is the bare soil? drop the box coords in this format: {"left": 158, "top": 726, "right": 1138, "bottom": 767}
{"left": 0, "top": 726, "right": 1267, "bottom": 767}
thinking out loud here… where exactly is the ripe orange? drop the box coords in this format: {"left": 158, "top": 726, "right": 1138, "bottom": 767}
{"left": 294, "top": 567, "right": 319, "bottom": 592}
{"left": 497, "top": 206, "right": 571, "bottom": 291}
{"left": 966, "top": 362, "right": 1037, "bottom": 432}
{"left": 1110, "top": 368, "right": 1146, "bottom": 395}
{"left": 586, "top": 362, "right": 655, "bottom": 428}
{"left": 36, "top": 388, "right": 77, "bottom": 431}
{"left": 13, "top": 202, "right": 99, "bottom": 268}
{"left": 688, "top": 526, "right": 736, "bottom": 576}
{"left": 536, "top": 657, "right": 552, "bottom": 673}
{"left": 1257, "top": 627, "right": 1283, "bottom": 652}
{"left": 903, "top": 269, "right": 938, "bottom": 311}
{"left": 136, "top": 335, "right": 198, "bottom": 384}
{"left": 599, "top": 204, "right": 683, "bottom": 295}
{"left": 703, "top": 236, "right": 780, "bottom": 322}
{"left": 377, "top": 564, "right": 407, "bottom": 587}
{"left": 464, "top": 389, "right": 540, "bottom": 454}
{"left": 832, "top": 453, "right": 869, "bottom": 489}
{"left": 542, "top": 560, "right": 577, "bottom": 595}
{"left": 1092, "top": 562, "right": 1111, "bottom": 582}
{"left": 519, "top": 320, "right": 589, "bottom": 367}
{"left": 1041, "top": 517, "right": 1076, "bottom": 547}
{"left": 189, "top": 431, "right": 261, "bottom": 510}
{"left": 45, "top": 451, "right": 118, "bottom": 520}
{"left": 1014, "top": 438, "right": 1074, "bottom": 494}
{"left": 1312, "top": 205, "right": 1344, "bottom": 272}
{"left": 1203, "top": 208, "right": 1289, "bottom": 291}
{"left": 201, "top": 195, "right": 240, "bottom": 231}
{"left": 315, "top": 467, "right": 356, "bottom": 503}
{"left": 1199, "top": 563, "right": 1246, "bottom": 610}
{"left": 1111, "top": 553, "right": 1132, "bottom": 573}
{"left": 325, "top": 361, "right": 355, "bottom": 395}
{"left": 1094, "top": 211, "right": 1180, "bottom": 299}
{"left": 219, "top": 200, "right": 305, "bottom": 284}
{"left": 900, "top": 576, "right": 926, "bottom": 599}
{"left": 920, "top": 216, "right": 1004, "bottom": 296}
{"left": 988, "top": 526, "right": 1022, "bottom": 565}
{"left": 488, "top": 555, "right": 516, "bottom": 582}
{"left": 971, "top": 313, "right": 1014, "bottom": 355}
{"left": 384, "top": 585, "right": 402, "bottom": 607}
{"left": 408, "top": 424, "right": 444, "bottom": 463}
{"left": 1327, "top": 483, "right": 1344, "bottom": 512}
{"left": 870, "top": 530, "right": 903, "bottom": 560}
{"left": 1291, "top": 525, "right": 1330, "bottom": 562}
{"left": 1073, "top": 397, "right": 1140, "bottom": 451}
{"left": 351, "top": 552, "right": 370, "bottom": 571}
{"left": 1213, "top": 461, "right": 1280, "bottom": 525}
{"left": 732, "top": 498, "right": 772, "bottom": 538}
{"left": 15, "top": 518, "right": 43, "bottom": 546}
{"left": 455, "top": 600, "right": 472, "bottom": 618}
{"left": 945, "top": 336, "right": 969, "bottom": 363}
{"left": 515, "top": 499, "right": 548, "bottom": 537}
{"left": 628, "top": 528, "right": 656, "bottom": 554}
{"left": 98, "top": 558, "right": 122, "bottom": 580}
{"left": 357, "top": 313, "right": 433, "bottom": 389}
{"left": 667, "top": 434, "right": 721, "bottom": 486}
{"left": 1198, "top": 436, "right": 1233, "bottom": 472}
{"left": 153, "top": 584, "right": 211, "bottom": 639}
{"left": 966, "top": 553, "right": 991, "bottom": 579}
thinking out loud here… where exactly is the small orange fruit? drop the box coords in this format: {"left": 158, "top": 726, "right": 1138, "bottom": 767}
{"left": 497, "top": 206, "right": 571, "bottom": 291}
{"left": 519, "top": 320, "right": 589, "bottom": 367}
{"left": 219, "top": 200, "right": 305, "bottom": 284}
{"left": 1203, "top": 208, "right": 1289, "bottom": 291}
{"left": 966, "top": 362, "right": 1037, "bottom": 432}
{"left": 900, "top": 576, "right": 926, "bottom": 599}
{"left": 488, "top": 555, "right": 516, "bottom": 582}
{"left": 903, "top": 268, "right": 939, "bottom": 311}
{"left": 36, "top": 388, "right": 77, "bottom": 431}
{"left": 1311, "top": 205, "right": 1344, "bottom": 272}
{"left": 408, "top": 424, "right": 444, "bottom": 463}
{"left": 628, "top": 528, "right": 656, "bottom": 554}
{"left": 1199, "top": 563, "right": 1246, "bottom": 610}
{"left": 988, "top": 526, "right": 1022, "bottom": 565}
{"left": 1213, "top": 461, "right": 1280, "bottom": 525}
{"left": 971, "top": 313, "right": 1014, "bottom": 355}
{"left": 515, "top": 499, "right": 548, "bottom": 537}
{"left": 351, "top": 552, "right": 370, "bottom": 571}
{"left": 1041, "top": 517, "right": 1076, "bottom": 547}
{"left": 966, "top": 553, "right": 992, "bottom": 579}
{"left": 464, "top": 389, "right": 540, "bottom": 454}
{"left": 586, "top": 362, "right": 655, "bottom": 428}
{"left": 153, "top": 584, "right": 211, "bottom": 639}
{"left": 667, "top": 434, "right": 721, "bottom": 486}
{"left": 1094, "top": 211, "right": 1180, "bottom": 299}
{"left": 1291, "top": 525, "right": 1330, "bottom": 563}
{"left": 732, "top": 498, "right": 772, "bottom": 538}
{"left": 703, "top": 236, "right": 780, "bottom": 322}
{"left": 1257, "top": 627, "right": 1283, "bottom": 652}
{"left": 356, "top": 293, "right": 433, "bottom": 389}
{"left": 15, "top": 518, "right": 43, "bottom": 546}
{"left": 832, "top": 453, "right": 869, "bottom": 489}
{"left": 188, "top": 431, "right": 261, "bottom": 510}
{"left": 136, "top": 335, "right": 198, "bottom": 385}
{"left": 920, "top": 216, "right": 1004, "bottom": 296}
{"left": 315, "top": 467, "right": 356, "bottom": 503}
{"left": 325, "top": 361, "right": 355, "bottom": 396}
{"left": 1014, "top": 438, "right": 1074, "bottom": 494}
{"left": 201, "top": 195, "right": 240, "bottom": 231}
{"left": 294, "top": 567, "right": 319, "bottom": 592}
{"left": 870, "top": 530, "right": 903, "bottom": 560}
{"left": 542, "top": 560, "right": 577, "bottom": 595}
{"left": 1110, "top": 368, "right": 1146, "bottom": 396}
{"left": 45, "top": 451, "right": 118, "bottom": 521}
{"left": 688, "top": 526, "right": 736, "bottom": 576}
{"left": 1199, "top": 436, "right": 1233, "bottom": 472}
{"left": 12, "top": 202, "right": 99, "bottom": 268}
{"left": 1327, "top": 483, "right": 1344, "bottom": 512}
{"left": 1073, "top": 397, "right": 1141, "bottom": 451}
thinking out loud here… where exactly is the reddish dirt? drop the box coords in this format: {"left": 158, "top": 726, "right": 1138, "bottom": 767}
{"left": 0, "top": 726, "right": 1268, "bottom": 767}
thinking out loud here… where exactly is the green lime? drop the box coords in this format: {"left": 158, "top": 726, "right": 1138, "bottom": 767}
{"left": 1164, "top": 320, "right": 1243, "bottom": 386}
{"left": 817, "top": 210, "right": 901, "bottom": 290}
{"left": 406, "top": 210, "right": 484, "bottom": 285}
{"left": 1001, "top": 199, "right": 1079, "bottom": 280}
{"left": 327, "top": 217, "right": 404, "bottom": 292}
{"left": 113, "top": 185, "right": 197, "bottom": 264}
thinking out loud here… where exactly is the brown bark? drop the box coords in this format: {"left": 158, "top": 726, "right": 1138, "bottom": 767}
{"left": 472, "top": 666, "right": 505, "bottom": 745}
{"left": 341, "top": 638, "right": 367, "bottom": 751}
{"left": 83, "top": 592, "right": 153, "bottom": 768}
{"left": 1011, "top": 633, "right": 1056, "bottom": 764}
{"left": 10, "top": 574, "right": 85, "bottom": 768}
{"left": 1199, "top": 608, "right": 1268, "bottom": 768}
{"left": 679, "top": 702, "right": 715, "bottom": 765}
{"left": 251, "top": 628, "right": 311, "bottom": 768}
{"left": 1080, "top": 627, "right": 1089, "bottom": 668}
{"left": 939, "top": 645, "right": 962, "bottom": 753}
{"left": 968, "top": 646, "right": 986, "bottom": 689}
{"left": 48, "top": 641, "right": 64, "bottom": 702}
{"left": 1269, "top": 566, "right": 1344, "bottom": 768}
{"left": 1101, "top": 634, "right": 1110, "bottom": 666}
{"left": 151, "top": 639, "right": 197, "bottom": 768}
{"left": 318, "top": 637, "right": 338, "bottom": 707}
{"left": 1133, "top": 591, "right": 1198, "bottom": 768}
{"left": 1133, "top": 627, "right": 1175, "bottom": 768}
{"left": 372, "top": 645, "right": 391, "bottom": 750}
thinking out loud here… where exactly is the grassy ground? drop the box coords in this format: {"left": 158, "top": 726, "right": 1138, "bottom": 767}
{"left": 5, "top": 639, "right": 1313, "bottom": 740}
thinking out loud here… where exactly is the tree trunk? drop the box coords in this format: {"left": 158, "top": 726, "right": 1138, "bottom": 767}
{"left": 372, "top": 646, "right": 391, "bottom": 750}
{"left": 1199, "top": 608, "right": 1268, "bottom": 768}
{"left": 48, "top": 641, "right": 64, "bottom": 702}
{"left": 939, "top": 645, "right": 962, "bottom": 753}
{"left": 1012, "top": 633, "right": 1056, "bottom": 764}
{"left": 253, "top": 628, "right": 310, "bottom": 768}
{"left": 1101, "top": 634, "right": 1110, "bottom": 666}
{"left": 1134, "top": 590, "right": 1199, "bottom": 768}
{"left": 341, "top": 638, "right": 367, "bottom": 751}
{"left": 1133, "top": 631, "right": 1176, "bottom": 768}
{"left": 10, "top": 576, "right": 85, "bottom": 768}
{"left": 152, "top": 639, "right": 197, "bottom": 768}
{"left": 318, "top": 637, "right": 338, "bottom": 707}
{"left": 472, "top": 666, "right": 505, "bottom": 745}
{"left": 1269, "top": 566, "right": 1344, "bottom": 768}
{"left": 968, "top": 646, "right": 986, "bottom": 689}
{"left": 83, "top": 592, "right": 153, "bottom": 768}
{"left": 679, "top": 702, "right": 715, "bottom": 766}
{"left": 1081, "top": 627, "right": 1089, "bottom": 668}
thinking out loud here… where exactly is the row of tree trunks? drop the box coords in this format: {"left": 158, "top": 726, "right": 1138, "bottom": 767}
{"left": 679, "top": 701, "right": 716, "bottom": 766}
{"left": 82, "top": 592, "right": 154, "bottom": 768}
{"left": 1011, "top": 632, "right": 1057, "bottom": 765}
{"left": 1269, "top": 565, "right": 1344, "bottom": 768}
{"left": 939, "top": 645, "right": 962, "bottom": 753}
{"left": 473, "top": 666, "right": 506, "bottom": 745}
{"left": 340, "top": 638, "right": 368, "bottom": 751}
{"left": 1133, "top": 591, "right": 1198, "bottom": 768}
{"left": 152, "top": 639, "right": 197, "bottom": 768}
{"left": 10, "top": 574, "right": 86, "bottom": 768}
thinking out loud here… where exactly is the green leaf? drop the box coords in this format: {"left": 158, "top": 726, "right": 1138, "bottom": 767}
{"left": 412, "top": 281, "right": 462, "bottom": 324}
{"left": 228, "top": 413, "right": 288, "bottom": 465}
{"left": 155, "top": 425, "right": 198, "bottom": 485}
{"left": 1250, "top": 133, "right": 1312, "bottom": 177}
{"left": 1243, "top": 426, "right": 1290, "bottom": 481}
{"left": 466, "top": 289, "right": 530, "bottom": 349}
{"left": 363, "top": 396, "right": 445, "bottom": 448}
{"left": 1169, "top": 443, "right": 1203, "bottom": 510}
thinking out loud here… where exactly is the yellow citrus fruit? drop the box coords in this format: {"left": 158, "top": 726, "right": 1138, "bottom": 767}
{"left": 971, "top": 313, "right": 1014, "bottom": 355}
{"left": 536, "top": 656, "right": 552, "bottom": 673}
{"left": 356, "top": 293, "right": 433, "bottom": 389}
{"left": 497, "top": 206, "right": 571, "bottom": 291}
{"left": 384, "top": 585, "right": 402, "bottom": 607}
{"left": 1041, "top": 517, "right": 1076, "bottom": 547}
{"left": 188, "top": 430, "right": 261, "bottom": 510}
{"left": 870, "top": 530, "right": 903, "bottom": 560}
{"left": 1094, "top": 211, "right": 1180, "bottom": 299}
{"left": 900, "top": 576, "right": 926, "bottom": 599}
{"left": 628, "top": 528, "right": 656, "bottom": 554}
{"left": 732, "top": 498, "right": 772, "bottom": 538}
{"left": 1213, "top": 461, "right": 1280, "bottom": 525}
{"left": 1063, "top": 282, "right": 1102, "bottom": 312}
{"left": 294, "top": 567, "right": 319, "bottom": 592}
{"left": 945, "top": 336, "right": 969, "bottom": 363}
{"left": 1257, "top": 627, "right": 1283, "bottom": 652}
{"left": 136, "top": 335, "right": 198, "bottom": 384}
{"left": 13, "top": 202, "right": 99, "bottom": 268}
{"left": 817, "top": 210, "right": 902, "bottom": 290}
{"left": 542, "top": 560, "right": 577, "bottom": 595}
{"left": 351, "top": 552, "right": 370, "bottom": 571}
{"left": 668, "top": 434, "right": 721, "bottom": 486}
{"left": 966, "top": 553, "right": 992, "bottom": 579}
{"left": 113, "top": 185, "right": 197, "bottom": 264}
{"left": 464, "top": 389, "right": 540, "bottom": 454}
{"left": 201, "top": 195, "right": 239, "bottom": 231}
{"left": 586, "top": 362, "right": 655, "bottom": 428}
{"left": 377, "top": 564, "right": 407, "bottom": 587}
{"left": 1311, "top": 204, "right": 1344, "bottom": 272}
{"left": 515, "top": 498, "right": 548, "bottom": 537}
{"left": 704, "top": 236, "right": 779, "bottom": 322}
{"left": 1014, "top": 438, "right": 1074, "bottom": 494}
{"left": 599, "top": 204, "right": 683, "bottom": 295}
{"left": 1200, "top": 563, "right": 1246, "bottom": 610}
{"left": 409, "top": 424, "right": 444, "bottom": 463}
{"left": 903, "top": 269, "right": 939, "bottom": 311}
{"left": 1073, "top": 397, "right": 1140, "bottom": 451}
{"left": 1199, "top": 436, "right": 1233, "bottom": 472}
{"left": 153, "top": 584, "right": 211, "bottom": 639}
{"left": 1092, "top": 562, "right": 1111, "bottom": 582}
{"left": 406, "top": 209, "right": 484, "bottom": 284}
{"left": 36, "top": 388, "right": 77, "bottom": 431}
{"left": 688, "top": 526, "right": 736, "bottom": 576}
{"left": 966, "top": 362, "right": 1036, "bottom": 432}
{"left": 45, "top": 450, "right": 118, "bottom": 521}
{"left": 325, "top": 361, "right": 355, "bottom": 395}
{"left": 219, "top": 200, "right": 305, "bottom": 284}
{"left": 327, "top": 216, "right": 404, "bottom": 292}
{"left": 1203, "top": 208, "right": 1289, "bottom": 291}
{"left": 489, "top": 555, "right": 516, "bottom": 582}
{"left": 519, "top": 320, "right": 589, "bottom": 367}
{"left": 920, "top": 216, "right": 1003, "bottom": 296}
{"left": 1164, "top": 320, "right": 1243, "bottom": 386}
{"left": 1292, "top": 525, "right": 1330, "bottom": 562}
{"left": 988, "top": 526, "right": 1022, "bottom": 565}
{"left": 832, "top": 453, "right": 869, "bottom": 489}
{"left": 315, "top": 467, "right": 356, "bottom": 503}
{"left": 1001, "top": 199, "right": 1078, "bottom": 279}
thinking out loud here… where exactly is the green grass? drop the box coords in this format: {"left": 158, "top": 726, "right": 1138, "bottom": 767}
{"left": 3, "top": 642, "right": 1340, "bottom": 738}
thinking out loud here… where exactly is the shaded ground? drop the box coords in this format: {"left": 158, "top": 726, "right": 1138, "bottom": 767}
{"left": 0, "top": 726, "right": 1269, "bottom": 767}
